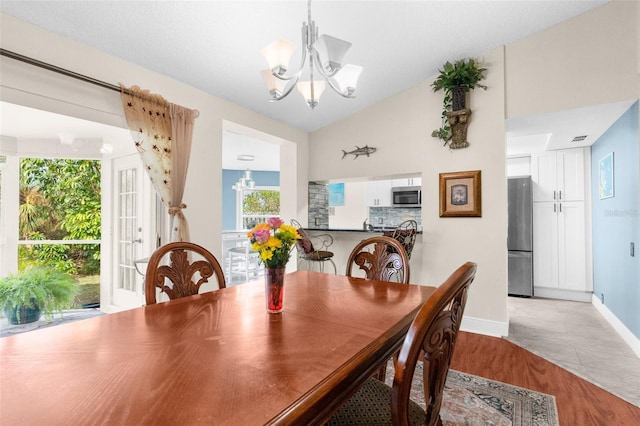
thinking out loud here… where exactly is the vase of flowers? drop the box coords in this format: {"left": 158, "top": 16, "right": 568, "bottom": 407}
{"left": 248, "top": 218, "right": 300, "bottom": 313}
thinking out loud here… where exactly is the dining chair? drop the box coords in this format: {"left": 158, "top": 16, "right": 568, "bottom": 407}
{"left": 291, "top": 219, "right": 337, "bottom": 274}
{"left": 390, "top": 219, "right": 418, "bottom": 260}
{"left": 145, "top": 241, "right": 226, "bottom": 305}
{"left": 327, "top": 261, "right": 477, "bottom": 426}
{"left": 346, "top": 236, "right": 410, "bottom": 283}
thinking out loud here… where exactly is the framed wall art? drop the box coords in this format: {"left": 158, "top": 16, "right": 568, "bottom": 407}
{"left": 328, "top": 182, "right": 345, "bottom": 206}
{"left": 439, "top": 170, "right": 482, "bottom": 217}
{"left": 599, "top": 152, "right": 614, "bottom": 199}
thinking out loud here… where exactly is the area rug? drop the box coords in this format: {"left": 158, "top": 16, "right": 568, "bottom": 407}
{"left": 385, "top": 362, "right": 559, "bottom": 426}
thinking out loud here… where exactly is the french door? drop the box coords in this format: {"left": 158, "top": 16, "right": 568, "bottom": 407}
{"left": 111, "top": 154, "right": 148, "bottom": 309}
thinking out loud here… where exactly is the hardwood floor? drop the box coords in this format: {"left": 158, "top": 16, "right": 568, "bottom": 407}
{"left": 451, "top": 331, "right": 640, "bottom": 425}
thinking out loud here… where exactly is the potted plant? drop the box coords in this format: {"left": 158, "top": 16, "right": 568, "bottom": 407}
{"left": 431, "top": 58, "right": 487, "bottom": 148}
{"left": 0, "top": 267, "right": 78, "bottom": 324}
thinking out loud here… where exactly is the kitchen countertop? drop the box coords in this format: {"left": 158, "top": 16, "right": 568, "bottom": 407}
{"left": 305, "top": 227, "right": 422, "bottom": 234}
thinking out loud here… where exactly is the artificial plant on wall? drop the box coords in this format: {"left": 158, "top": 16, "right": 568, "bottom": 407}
{"left": 431, "top": 58, "right": 487, "bottom": 149}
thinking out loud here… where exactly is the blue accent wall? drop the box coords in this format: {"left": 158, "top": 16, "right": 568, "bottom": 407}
{"left": 590, "top": 101, "right": 639, "bottom": 339}
{"left": 222, "top": 170, "right": 280, "bottom": 231}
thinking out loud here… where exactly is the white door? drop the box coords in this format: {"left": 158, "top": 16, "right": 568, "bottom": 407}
{"left": 111, "top": 154, "right": 147, "bottom": 309}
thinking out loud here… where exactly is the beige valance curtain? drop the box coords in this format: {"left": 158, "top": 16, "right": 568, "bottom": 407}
{"left": 119, "top": 85, "right": 195, "bottom": 242}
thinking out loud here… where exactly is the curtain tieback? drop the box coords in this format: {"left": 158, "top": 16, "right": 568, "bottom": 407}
{"left": 168, "top": 204, "right": 187, "bottom": 216}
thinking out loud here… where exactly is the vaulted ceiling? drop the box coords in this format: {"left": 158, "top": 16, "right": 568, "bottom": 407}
{"left": 0, "top": 0, "right": 609, "bottom": 133}
{"left": 3, "top": 1, "right": 631, "bottom": 167}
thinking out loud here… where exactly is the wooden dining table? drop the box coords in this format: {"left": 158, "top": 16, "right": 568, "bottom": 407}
{"left": 0, "top": 271, "right": 434, "bottom": 425}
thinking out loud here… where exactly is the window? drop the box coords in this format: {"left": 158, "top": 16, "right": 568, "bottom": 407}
{"left": 237, "top": 187, "right": 280, "bottom": 229}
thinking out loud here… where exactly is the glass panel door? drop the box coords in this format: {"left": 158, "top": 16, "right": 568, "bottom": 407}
{"left": 112, "top": 154, "right": 144, "bottom": 308}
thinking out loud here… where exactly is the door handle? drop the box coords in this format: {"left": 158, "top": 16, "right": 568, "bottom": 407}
{"left": 553, "top": 190, "right": 556, "bottom": 200}
{"left": 559, "top": 190, "right": 562, "bottom": 200}
{"left": 553, "top": 203, "right": 556, "bottom": 213}
{"left": 559, "top": 203, "right": 562, "bottom": 213}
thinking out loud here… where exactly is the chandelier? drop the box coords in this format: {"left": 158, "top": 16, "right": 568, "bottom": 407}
{"left": 233, "top": 169, "right": 255, "bottom": 191}
{"left": 260, "top": 0, "right": 362, "bottom": 109}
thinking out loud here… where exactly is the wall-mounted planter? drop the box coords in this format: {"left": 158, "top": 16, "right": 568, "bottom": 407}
{"left": 446, "top": 109, "right": 471, "bottom": 149}
{"left": 430, "top": 58, "right": 487, "bottom": 149}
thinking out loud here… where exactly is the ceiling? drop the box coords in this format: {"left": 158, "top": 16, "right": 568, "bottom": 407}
{"left": 1, "top": 1, "right": 629, "bottom": 166}
{"left": 0, "top": 0, "right": 610, "bottom": 133}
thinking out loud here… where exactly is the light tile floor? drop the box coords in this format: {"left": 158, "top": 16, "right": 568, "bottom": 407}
{"left": 506, "top": 296, "right": 640, "bottom": 407}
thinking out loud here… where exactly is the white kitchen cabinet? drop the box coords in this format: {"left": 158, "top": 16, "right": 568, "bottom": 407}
{"left": 531, "top": 148, "right": 585, "bottom": 202}
{"left": 366, "top": 180, "right": 392, "bottom": 207}
{"left": 391, "top": 177, "right": 422, "bottom": 188}
{"left": 533, "top": 200, "right": 586, "bottom": 294}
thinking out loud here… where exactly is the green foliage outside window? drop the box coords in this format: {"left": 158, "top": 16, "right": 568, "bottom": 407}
{"left": 242, "top": 189, "right": 280, "bottom": 214}
{"left": 242, "top": 189, "right": 280, "bottom": 229}
{"left": 18, "top": 158, "right": 101, "bottom": 275}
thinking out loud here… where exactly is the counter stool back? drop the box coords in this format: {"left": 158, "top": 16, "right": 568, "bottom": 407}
{"left": 391, "top": 219, "right": 418, "bottom": 260}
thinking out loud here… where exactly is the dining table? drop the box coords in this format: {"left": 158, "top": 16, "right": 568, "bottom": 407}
{"left": 0, "top": 270, "right": 435, "bottom": 425}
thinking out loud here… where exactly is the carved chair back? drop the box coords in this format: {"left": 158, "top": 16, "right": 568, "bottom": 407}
{"left": 392, "top": 262, "right": 477, "bottom": 425}
{"left": 346, "top": 236, "right": 410, "bottom": 283}
{"left": 145, "top": 242, "right": 226, "bottom": 305}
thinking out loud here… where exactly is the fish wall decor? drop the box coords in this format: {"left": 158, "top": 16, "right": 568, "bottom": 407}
{"left": 341, "top": 145, "right": 377, "bottom": 159}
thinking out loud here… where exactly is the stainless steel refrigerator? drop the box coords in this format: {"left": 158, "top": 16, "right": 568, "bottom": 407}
{"left": 507, "top": 176, "right": 533, "bottom": 297}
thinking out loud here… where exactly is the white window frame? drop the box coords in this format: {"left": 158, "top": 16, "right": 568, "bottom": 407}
{"left": 235, "top": 186, "right": 280, "bottom": 230}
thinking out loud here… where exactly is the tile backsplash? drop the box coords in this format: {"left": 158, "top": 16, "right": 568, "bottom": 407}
{"left": 369, "top": 207, "right": 421, "bottom": 228}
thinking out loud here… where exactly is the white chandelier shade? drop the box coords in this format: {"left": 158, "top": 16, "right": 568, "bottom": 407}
{"left": 260, "top": 69, "right": 288, "bottom": 98}
{"left": 260, "top": 0, "right": 362, "bottom": 109}
{"left": 260, "top": 38, "right": 296, "bottom": 75}
{"left": 312, "top": 35, "right": 352, "bottom": 74}
{"left": 296, "top": 80, "right": 326, "bottom": 109}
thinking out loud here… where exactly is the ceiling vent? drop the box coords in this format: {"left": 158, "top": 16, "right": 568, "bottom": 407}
{"left": 570, "top": 135, "right": 588, "bottom": 143}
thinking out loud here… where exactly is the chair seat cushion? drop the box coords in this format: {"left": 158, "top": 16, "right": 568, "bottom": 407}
{"left": 326, "top": 378, "right": 425, "bottom": 425}
{"left": 301, "top": 250, "right": 334, "bottom": 261}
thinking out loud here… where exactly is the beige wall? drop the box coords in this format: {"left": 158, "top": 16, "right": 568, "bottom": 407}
{"left": 309, "top": 47, "right": 509, "bottom": 333}
{"left": 307, "top": 1, "right": 640, "bottom": 335}
{"left": 506, "top": 1, "right": 638, "bottom": 118}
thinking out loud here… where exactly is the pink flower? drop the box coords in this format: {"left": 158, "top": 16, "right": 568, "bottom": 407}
{"left": 267, "top": 217, "right": 284, "bottom": 229}
{"left": 252, "top": 228, "right": 271, "bottom": 244}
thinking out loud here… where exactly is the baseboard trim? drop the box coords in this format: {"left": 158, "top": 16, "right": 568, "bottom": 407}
{"left": 461, "top": 316, "right": 509, "bottom": 338}
{"left": 591, "top": 294, "right": 640, "bottom": 358}
{"left": 533, "top": 287, "right": 592, "bottom": 302}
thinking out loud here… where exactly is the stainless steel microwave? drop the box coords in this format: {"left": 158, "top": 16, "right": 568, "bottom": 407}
{"left": 392, "top": 186, "right": 421, "bottom": 207}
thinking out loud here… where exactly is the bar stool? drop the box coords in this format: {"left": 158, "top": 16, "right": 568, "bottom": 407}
{"left": 291, "top": 219, "right": 337, "bottom": 274}
{"left": 227, "top": 242, "right": 263, "bottom": 284}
